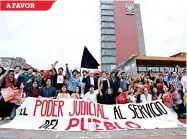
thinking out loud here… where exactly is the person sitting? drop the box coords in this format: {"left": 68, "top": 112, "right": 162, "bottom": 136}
{"left": 116, "top": 88, "right": 128, "bottom": 104}
{"left": 140, "top": 88, "right": 152, "bottom": 103}
{"left": 104, "top": 88, "right": 115, "bottom": 105}
{"left": 41, "top": 78, "right": 56, "bottom": 98}
{"left": 24, "top": 80, "right": 41, "bottom": 98}
{"left": 57, "top": 85, "right": 70, "bottom": 99}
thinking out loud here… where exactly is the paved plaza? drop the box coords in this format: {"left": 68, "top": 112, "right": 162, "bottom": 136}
{"left": 0, "top": 120, "right": 186, "bottom": 139}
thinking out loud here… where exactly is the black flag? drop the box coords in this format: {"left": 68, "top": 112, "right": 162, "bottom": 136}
{"left": 81, "top": 46, "right": 100, "bottom": 69}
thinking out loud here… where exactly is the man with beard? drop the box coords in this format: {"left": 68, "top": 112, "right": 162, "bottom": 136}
{"left": 23, "top": 67, "right": 35, "bottom": 89}
{"left": 66, "top": 64, "right": 80, "bottom": 95}
{"left": 120, "top": 72, "right": 129, "bottom": 92}
{"left": 53, "top": 67, "right": 64, "bottom": 90}
{"left": 14, "top": 66, "right": 23, "bottom": 87}
{"left": 82, "top": 71, "right": 98, "bottom": 94}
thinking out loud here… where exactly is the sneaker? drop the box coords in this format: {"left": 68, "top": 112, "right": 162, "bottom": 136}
{"left": 5, "top": 117, "right": 10, "bottom": 120}
{"left": 0, "top": 117, "right": 3, "bottom": 121}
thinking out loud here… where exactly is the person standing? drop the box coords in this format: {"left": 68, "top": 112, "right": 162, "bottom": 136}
{"left": 53, "top": 67, "right": 65, "bottom": 90}
{"left": 0, "top": 70, "right": 17, "bottom": 120}
{"left": 98, "top": 71, "right": 110, "bottom": 95}
{"left": 79, "top": 70, "right": 87, "bottom": 94}
{"left": 10, "top": 83, "right": 26, "bottom": 120}
{"left": 14, "top": 66, "right": 23, "bottom": 87}
{"left": 66, "top": 64, "right": 80, "bottom": 95}
{"left": 83, "top": 71, "right": 98, "bottom": 94}
{"left": 181, "top": 69, "right": 187, "bottom": 94}
{"left": 0, "top": 67, "right": 9, "bottom": 90}
{"left": 109, "top": 72, "right": 117, "bottom": 94}
{"left": 120, "top": 72, "right": 129, "bottom": 92}
{"left": 23, "top": 67, "right": 35, "bottom": 89}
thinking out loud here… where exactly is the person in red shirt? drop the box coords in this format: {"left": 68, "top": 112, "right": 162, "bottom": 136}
{"left": 116, "top": 87, "right": 128, "bottom": 104}
{"left": 2, "top": 70, "right": 17, "bottom": 89}
{"left": 24, "top": 81, "right": 41, "bottom": 98}
{"left": 0, "top": 70, "right": 17, "bottom": 121}
{"left": 162, "top": 85, "right": 173, "bottom": 108}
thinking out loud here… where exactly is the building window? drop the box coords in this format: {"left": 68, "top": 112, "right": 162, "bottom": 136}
{"left": 151, "top": 67, "right": 156, "bottom": 72}
{"left": 169, "top": 67, "right": 175, "bottom": 72}
{"left": 101, "top": 10, "right": 114, "bottom": 16}
{"left": 101, "top": 64, "right": 111, "bottom": 71}
{"left": 102, "top": 56, "right": 116, "bottom": 64}
{"left": 101, "top": 35, "right": 115, "bottom": 41}
{"left": 155, "top": 67, "right": 159, "bottom": 72}
{"left": 160, "top": 67, "right": 164, "bottom": 72}
{"left": 101, "top": 16, "right": 114, "bottom": 22}
{"left": 142, "top": 67, "right": 147, "bottom": 72}
{"left": 101, "top": 0, "right": 114, "bottom": 4}
{"left": 101, "top": 22, "right": 115, "bottom": 28}
{"left": 101, "top": 28, "right": 115, "bottom": 34}
{"left": 101, "top": 49, "right": 116, "bottom": 56}
{"left": 110, "top": 64, "right": 116, "bottom": 70}
{"left": 101, "top": 4, "right": 114, "bottom": 10}
{"left": 101, "top": 42, "right": 116, "bottom": 48}
{"left": 125, "top": 65, "right": 130, "bottom": 72}
{"left": 137, "top": 66, "right": 142, "bottom": 72}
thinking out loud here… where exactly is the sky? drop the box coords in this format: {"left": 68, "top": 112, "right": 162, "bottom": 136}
{"left": 0, "top": 0, "right": 186, "bottom": 70}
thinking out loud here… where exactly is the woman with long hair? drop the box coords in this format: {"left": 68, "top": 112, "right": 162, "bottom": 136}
{"left": 57, "top": 85, "right": 70, "bottom": 99}
{"left": 71, "top": 86, "right": 82, "bottom": 99}
{"left": 116, "top": 87, "right": 128, "bottom": 104}
{"left": 10, "top": 83, "right": 26, "bottom": 120}
{"left": 98, "top": 71, "right": 110, "bottom": 95}
{"left": 0, "top": 70, "right": 17, "bottom": 120}
{"left": 162, "top": 86, "right": 173, "bottom": 108}
{"left": 104, "top": 88, "right": 115, "bottom": 105}
{"left": 140, "top": 87, "right": 152, "bottom": 103}
{"left": 24, "top": 81, "right": 41, "bottom": 98}
{"left": 128, "top": 87, "right": 136, "bottom": 103}
{"left": 152, "top": 87, "right": 159, "bottom": 101}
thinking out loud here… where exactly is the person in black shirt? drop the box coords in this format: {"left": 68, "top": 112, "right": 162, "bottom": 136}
{"left": 104, "top": 88, "right": 115, "bottom": 105}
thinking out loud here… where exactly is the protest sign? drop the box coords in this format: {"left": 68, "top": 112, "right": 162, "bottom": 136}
{"left": 1, "top": 87, "right": 22, "bottom": 103}
{"left": 57, "top": 75, "right": 64, "bottom": 84}
{"left": 0, "top": 97, "right": 185, "bottom": 131}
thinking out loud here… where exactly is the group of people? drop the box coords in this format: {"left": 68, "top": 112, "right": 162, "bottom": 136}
{"left": 0, "top": 61, "right": 187, "bottom": 121}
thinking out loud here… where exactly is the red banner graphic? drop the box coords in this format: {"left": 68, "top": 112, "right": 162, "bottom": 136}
{"left": 0, "top": 0, "right": 56, "bottom": 11}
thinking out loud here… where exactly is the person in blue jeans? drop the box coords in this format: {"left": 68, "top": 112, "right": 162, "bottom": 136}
{"left": 10, "top": 83, "right": 26, "bottom": 120}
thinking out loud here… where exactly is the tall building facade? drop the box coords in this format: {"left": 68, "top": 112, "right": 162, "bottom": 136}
{"left": 100, "top": 0, "right": 146, "bottom": 71}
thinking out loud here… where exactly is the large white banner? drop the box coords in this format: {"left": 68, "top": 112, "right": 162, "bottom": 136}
{"left": 0, "top": 97, "right": 185, "bottom": 131}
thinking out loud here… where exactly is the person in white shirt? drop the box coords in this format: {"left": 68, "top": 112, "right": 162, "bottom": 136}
{"left": 181, "top": 69, "right": 187, "bottom": 93}
{"left": 140, "top": 88, "right": 152, "bottom": 103}
{"left": 57, "top": 85, "right": 70, "bottom": 99}
{"left": 84, "top": 85, "right": 101, "bottom": 102}
{"left": 82, "top": 71, "right": 98, "bottom": 94}
{"left": 14, "top": 66, "right": 22, "bottom": 80}
{"left": 79, "top": 70, "right": 87, "bottom": 94}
